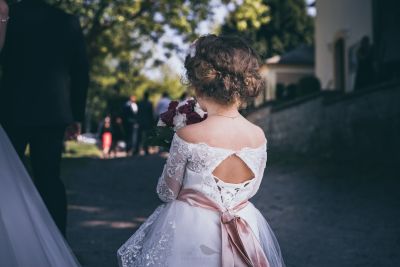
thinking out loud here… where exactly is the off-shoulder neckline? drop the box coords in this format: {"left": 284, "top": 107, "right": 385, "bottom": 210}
{"left": 174, "top": 133, "right": 267, "bottom": 153}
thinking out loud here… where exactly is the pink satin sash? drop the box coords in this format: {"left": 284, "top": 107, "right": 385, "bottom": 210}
{"left": 177, "top": 188, "right": 270, "bottom": 267}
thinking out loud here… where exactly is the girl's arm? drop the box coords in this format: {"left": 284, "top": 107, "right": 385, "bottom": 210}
{"left": 156, "top": 134, "right": 190, "bottom": 202}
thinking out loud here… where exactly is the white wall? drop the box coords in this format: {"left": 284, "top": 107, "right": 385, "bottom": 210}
{"left": 315, "top": 0, "right": 372, "bottom": 91}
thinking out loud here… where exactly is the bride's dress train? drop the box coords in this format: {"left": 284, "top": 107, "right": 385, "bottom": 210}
{"left": 0, "top": 126, "right": 80, "bottom": 267}
{"left": 118, "top": 134, "right": 284, "bottom": 267}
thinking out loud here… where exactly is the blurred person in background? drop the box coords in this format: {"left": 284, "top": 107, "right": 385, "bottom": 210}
{"left": 99, "top": 115, "right": 113, "bottom": 158}
{"left": 136, "top": 91, "right": 154, "bottom": 155}
{"left": 110, "top": 115, "right": 126, "bottom": 156}
{"left": 354, "top": 36, "right": 375, "bottom": 90}
{"left": 0, "top": 0, "right": 89, "bottom": 236}
{"left": 122, "top": 95, "right": 139, "bottom": 155}
{"left": 0, "top": 1, "right": 86, "bottom": 266}
{"left": 155, "top": 91, "right": 171, "bottom": 120}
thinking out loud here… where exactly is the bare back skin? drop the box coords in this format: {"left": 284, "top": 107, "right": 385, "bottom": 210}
{"left": 177, "top": 114, "right": 266, "bottom": 184}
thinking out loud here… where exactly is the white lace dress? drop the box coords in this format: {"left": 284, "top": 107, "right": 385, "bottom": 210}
{"left": 0, "top": 126, "right": 80, "bottom": 267}
{"left": 117, "top": 134, "right": 284, "bottom": 267}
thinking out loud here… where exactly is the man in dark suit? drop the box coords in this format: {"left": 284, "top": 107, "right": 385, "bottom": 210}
{"left": 0, "top": 0, "right": 89, "bottom": 236}
{"left": 136, "top": 91, "right": 154, "bottom": 155}
{"left": 122, "top": 95, "right": 139, "bottom": 154}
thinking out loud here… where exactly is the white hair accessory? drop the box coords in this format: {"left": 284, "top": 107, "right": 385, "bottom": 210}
{"left": 188, "top": 39, "right": 198, "bottom": 58}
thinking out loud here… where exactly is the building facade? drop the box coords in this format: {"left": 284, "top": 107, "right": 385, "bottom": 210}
{"left": 315, "top": 0, "right": 373, "bottom": 92}
{"left": 315, "top": 0, "right": 399, "bottom": 92}
{"left": 258, "top": 45, "right": 315, "bottom": 105}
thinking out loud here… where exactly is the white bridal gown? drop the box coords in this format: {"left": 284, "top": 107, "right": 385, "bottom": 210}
{"left": 118, "top": 134, "right": 284, "bottom": 267}
{"left": 0, "top": 126, "right": 80, "bottom": 267}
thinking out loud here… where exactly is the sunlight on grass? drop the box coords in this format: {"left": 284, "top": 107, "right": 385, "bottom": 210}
{"left": 80, "top": 220, "right": 138, "bottom": 229}
{"left": 63, "top": 141, "right": 101, "bottom": 158}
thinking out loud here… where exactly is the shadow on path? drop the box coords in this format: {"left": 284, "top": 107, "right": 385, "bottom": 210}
{"left": 63, "top": 155, "right": 165, "bottom": 267}
{"left": 62, "top": 155, "right": 400, "bottom": 267}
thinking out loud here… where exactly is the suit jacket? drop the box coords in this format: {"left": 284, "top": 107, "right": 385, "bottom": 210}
{"left": 137, "top": 100, "right": 154, "bottom": 130}
{"left": 122, "top": 101, "right": 138, "bottom": 125}
{"left": 0, "top": 0, "right": 89, "bottom": 126}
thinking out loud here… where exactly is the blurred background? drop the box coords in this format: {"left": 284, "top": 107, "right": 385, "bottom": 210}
{"left": 4, "top": 0, "right": 399, "bottom": 266}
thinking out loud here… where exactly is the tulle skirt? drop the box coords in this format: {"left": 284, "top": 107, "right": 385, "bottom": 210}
{"left": 118, "top": 199, "right": 285, "bottom": 267}
{"left": 0, "top": 126, "right": 80, "bottom": 267}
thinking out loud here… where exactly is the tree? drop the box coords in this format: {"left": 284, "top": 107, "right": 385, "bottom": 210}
{"left": 221, "top": 0, "right": 314, "bottom": 59}
{"left": 4, "top": 0, "right": 273, "bottom": 129}
{"left": 39, "top": 0, "right": 216, "bottom": 128}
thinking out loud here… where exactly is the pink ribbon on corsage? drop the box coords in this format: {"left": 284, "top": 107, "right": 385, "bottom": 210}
{"left": 177, "top": 188, "right": 270, "bottom": 267}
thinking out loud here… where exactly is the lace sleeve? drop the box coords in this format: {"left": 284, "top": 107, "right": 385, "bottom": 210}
{"left": 249, "top": 147, "right": 268, "bottom": 199}
{"left": 156, "top": 135, "right": 191, "bottom": 202}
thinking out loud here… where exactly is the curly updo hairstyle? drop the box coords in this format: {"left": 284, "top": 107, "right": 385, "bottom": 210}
{"left": 184, "top": 34, "right": 264, "bottom": 106}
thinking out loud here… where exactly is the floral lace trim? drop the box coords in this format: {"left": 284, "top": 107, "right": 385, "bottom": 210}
{"left": 157, "top": 133, "right": 268, "bottom": 207}
{"left": 156, "top": 172, "right": 176, "bottom": 202}
{"left": 118, "top": 205, "right": 171, "bottom": 267}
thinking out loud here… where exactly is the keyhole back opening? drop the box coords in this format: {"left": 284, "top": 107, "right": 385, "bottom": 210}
{"left": 211, "top": 154, "right": 255, "bottom": 184}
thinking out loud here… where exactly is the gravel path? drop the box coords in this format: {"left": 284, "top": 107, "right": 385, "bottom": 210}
{"left": 62, "top": 155, "right": 400, "bottom": 267}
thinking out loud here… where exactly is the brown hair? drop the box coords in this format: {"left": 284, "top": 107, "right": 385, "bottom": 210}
{"left": 184, "top": 34, "right": 264, "bottom": 105}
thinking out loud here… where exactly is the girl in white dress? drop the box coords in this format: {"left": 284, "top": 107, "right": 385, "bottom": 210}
{"left": 0, "top": 126, "right": 81, "bottom": 267}
{"left": 118, "top": 34, "right": 285, "bottom": 267}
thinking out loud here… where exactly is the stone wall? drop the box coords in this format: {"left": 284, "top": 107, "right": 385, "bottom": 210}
{"left": 248, "top": 83, "right": 400, "bottom": 162}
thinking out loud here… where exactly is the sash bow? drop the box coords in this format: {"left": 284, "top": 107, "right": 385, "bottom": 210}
{"left": 178, "top": 188, "right": 269, "bottom": 267}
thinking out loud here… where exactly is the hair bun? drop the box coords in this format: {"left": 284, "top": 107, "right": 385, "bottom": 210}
{"left": 185, "top": 34, "right": 264, "bottom": 105}
{"left": 193, "top": 60, "right": 219, "bottom": 84}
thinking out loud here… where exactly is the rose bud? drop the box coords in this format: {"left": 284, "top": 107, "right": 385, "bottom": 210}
{"left": 160, "top": 109, "right": 176, "bottom": 127}
{"left": 178, "top": 103, "right": 193, "bottom": 114}
{"left": 186, "top": 112, "right": 203, "bottom": 125}
{"left": 168, "top": 101, "right": 179, "bottom": 111}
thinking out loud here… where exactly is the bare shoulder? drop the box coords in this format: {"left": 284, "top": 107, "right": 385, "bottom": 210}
{"left": 245, "top": 120, "right": 267, "bottom": 144}
{"left": 176, "top": 122, "right": 206, "bottom": 143}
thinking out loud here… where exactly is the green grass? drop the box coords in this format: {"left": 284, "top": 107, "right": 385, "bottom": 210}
{"left": 63, "top": 141, "right": 102, "bottom": 158}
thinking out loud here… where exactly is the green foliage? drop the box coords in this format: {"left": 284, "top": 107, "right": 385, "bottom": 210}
{"left": 63, "top": 141, "right": 102, "bottom": 158}
{"left": 4, "top": 0, "right": 278, "bottom": 128}
{"left": 221, "top": 0, "right": 314, "bottom": 59}
{"left": 42, "top": 0, "right": 213, "bottom": 127}
{"left": 147, "top": 126, "right": 175, "bottom": 149}
{"left": 225, "top": 0, "right": 270, "bottom": 32}
{"left": 47, "top": 0, "right": 212, "bottom": 63}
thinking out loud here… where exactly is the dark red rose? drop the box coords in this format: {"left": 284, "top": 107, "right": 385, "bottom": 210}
{"left": 187, "top": 99, "right": 196, "bottom": 106}
{"left": 186, "top": 111, "right": 204, "bottom": 125}
{"left": 160, "top": 109, "right": 176, "bottom": 127}
{"left": 168, "top": 101, "right": 179, "bottom": 111}
{"left": 178, "top": 103, "right": 193, "bottom": 114}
